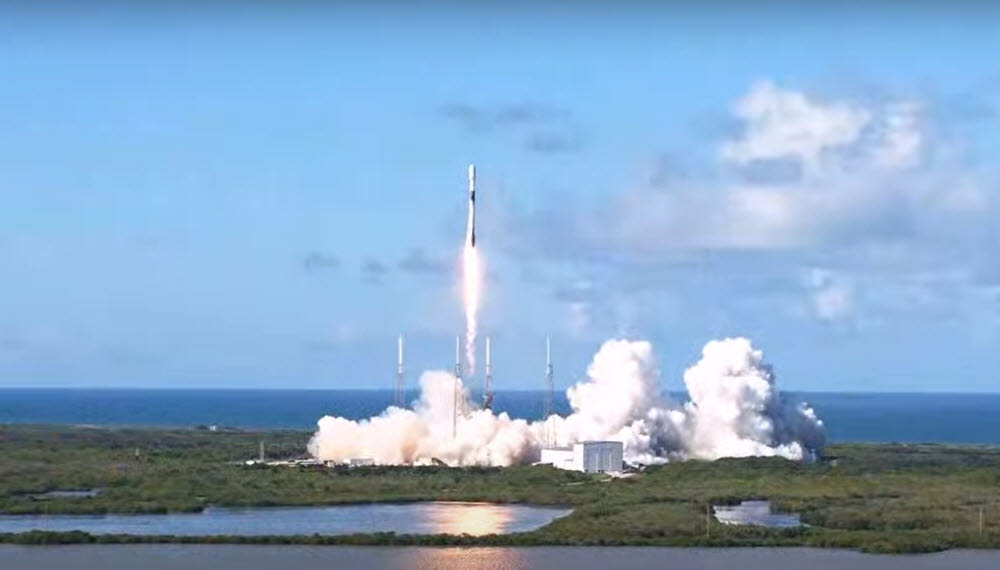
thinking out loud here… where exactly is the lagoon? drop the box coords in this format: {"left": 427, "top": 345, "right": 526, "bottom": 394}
{"left": 0, "top": 502, "right": 570, "bottom": 537}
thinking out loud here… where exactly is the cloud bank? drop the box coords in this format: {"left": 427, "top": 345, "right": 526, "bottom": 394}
{"left": 600, "top": 81, "right": 987, "bottom": 253}
{"left": 502, "top": 80, "right": 997, "bottom": 336}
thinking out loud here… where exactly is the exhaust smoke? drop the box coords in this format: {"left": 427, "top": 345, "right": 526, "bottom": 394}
{"left": 308, "top": 337, "right": 825, "bottom": 465}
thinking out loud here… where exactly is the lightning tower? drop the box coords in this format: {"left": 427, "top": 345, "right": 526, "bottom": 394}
{"left": 483, "top": 336, "right": 494, "bottom": 410}
{"left": 394, "top": 334, "right": 405, "bottom": 407}
{"left": 543, "top": 336, "right": 555, "bottom": 446}
{"left": 544, "top": 336, "right": 554, "bottom": 417}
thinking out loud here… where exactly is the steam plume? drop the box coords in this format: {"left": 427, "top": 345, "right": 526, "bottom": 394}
{"left": 308, "top": 337, "right": 825, "bottom": 465}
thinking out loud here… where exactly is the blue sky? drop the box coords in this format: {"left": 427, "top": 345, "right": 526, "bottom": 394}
{"left": 1, "top": 3, "right": 999, "bottom": 390}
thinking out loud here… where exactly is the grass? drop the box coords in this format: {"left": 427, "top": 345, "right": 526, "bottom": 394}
{"left": 1, "top": 424, "right": 999, "bottom": 553}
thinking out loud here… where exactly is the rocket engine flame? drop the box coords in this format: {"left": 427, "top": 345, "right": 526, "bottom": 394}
{"left": 462, "top": 243, "right": 481, "bottom": 374}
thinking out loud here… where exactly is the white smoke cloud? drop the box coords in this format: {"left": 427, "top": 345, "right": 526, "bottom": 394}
{"left": 308, "top": 337, "right": 825, "bottom": 466}
{"left": 680, "top": 338, "right": 825, "bottom": 460}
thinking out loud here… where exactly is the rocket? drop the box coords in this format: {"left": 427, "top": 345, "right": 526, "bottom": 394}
{"left": 465, "top": 164, "right": 476, "bottom": 248}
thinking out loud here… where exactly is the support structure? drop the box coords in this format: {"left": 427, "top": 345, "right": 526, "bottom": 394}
{"left": 395, "top": 335, "right": 405, "bottom": 407}
{"left": 483, "top": 336, "right": 494, "bottom": 410}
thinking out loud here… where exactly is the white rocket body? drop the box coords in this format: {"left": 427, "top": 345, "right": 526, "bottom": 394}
{"left": 465, "top": 164, "right": 476, "bottom": 248}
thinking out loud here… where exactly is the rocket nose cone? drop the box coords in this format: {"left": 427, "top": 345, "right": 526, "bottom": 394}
{"left": 468, "top": 164, "right": 476, "bottom": 181}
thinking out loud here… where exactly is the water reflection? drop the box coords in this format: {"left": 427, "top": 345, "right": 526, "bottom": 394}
{"left": 410, "top": 547, "right": 528, "bottom": 570}
{"left": 0, "top": 502, "right": 571, "bottom": 537}
{"left": 426, "top": 502, "right": 516, "bottom": 535}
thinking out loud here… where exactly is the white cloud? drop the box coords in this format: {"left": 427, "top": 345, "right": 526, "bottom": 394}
{"left": 506, "top": 79, "right": 997, "bottom": 329}
{"left": 869, "top": 101, "right": 924, "bottom": 169}
{"left": 721, "top": 80, "right": 872, "bottom": 175}
{"left": 566, "top": 301, "right": 591, "bottom": 337}
{"left": 805, "top": 268, "right": 854, "bottom": 322}
{"left": 591, "top": 81, "right": 989, "bottom": 253}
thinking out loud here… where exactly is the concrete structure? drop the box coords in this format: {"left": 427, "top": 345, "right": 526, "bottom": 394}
{"left": 540, "top": 441, "right": 624, "bottom": 473}
{"left": 539, "top": 447, "right": 575, "bottom": 470}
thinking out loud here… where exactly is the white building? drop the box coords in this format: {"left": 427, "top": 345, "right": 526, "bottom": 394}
{"left": 539, "top": 441, "right": 623, "bottom": 473}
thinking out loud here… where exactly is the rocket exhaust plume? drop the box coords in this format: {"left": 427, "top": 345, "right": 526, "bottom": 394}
{"left": 309, "top": 337, "right": 826, "bottom": 466}
{"left": 462, "top": 164, "right": 482, "bottom": 375}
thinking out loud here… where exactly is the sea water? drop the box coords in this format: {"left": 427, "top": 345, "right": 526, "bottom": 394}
{"left": 1, "top": 389, "right": 999, "bottom": 444}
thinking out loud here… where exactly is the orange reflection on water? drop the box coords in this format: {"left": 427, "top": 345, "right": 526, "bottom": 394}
{"left": 408, "top": 547, "right": 527, "bottom": 570}
{"left": 426, "top": 502, "right": 515, "bottom": 536}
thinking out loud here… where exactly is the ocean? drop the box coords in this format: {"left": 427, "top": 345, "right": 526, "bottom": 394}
{"left": 1, "top": 389, "right": 999, "bottom": 444}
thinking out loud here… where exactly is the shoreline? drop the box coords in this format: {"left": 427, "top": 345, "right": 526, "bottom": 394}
{"left": 2, "top": 523, "right": 998, "bottom": 553}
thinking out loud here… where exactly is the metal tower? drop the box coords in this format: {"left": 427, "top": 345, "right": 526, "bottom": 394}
{"left": 544, "top": 336, "right": 554, "bottom": 419}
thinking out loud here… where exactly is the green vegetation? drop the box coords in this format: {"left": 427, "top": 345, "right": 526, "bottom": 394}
{"left": 2, "top": 424, "right": 1000, "bottom": 553}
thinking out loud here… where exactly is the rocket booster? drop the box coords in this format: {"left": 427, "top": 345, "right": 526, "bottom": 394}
{"left": 466, "top": 164, "right": 476, "bottom": 248}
